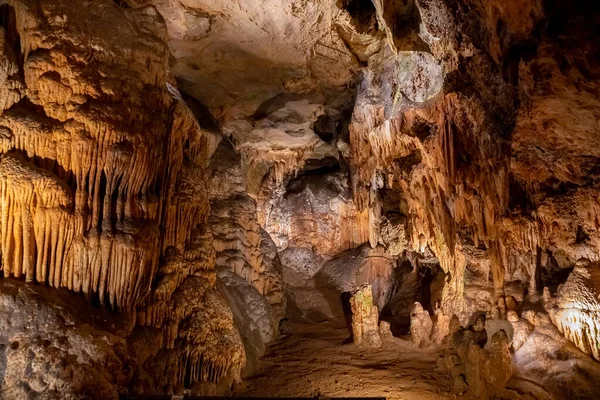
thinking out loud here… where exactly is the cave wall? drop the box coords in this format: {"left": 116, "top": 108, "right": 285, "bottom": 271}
{"left": 1, "top": 0, "right": 600, "bottom": 398}
{"left": 0, "top": 0, "right": 246, "bottom": 397}
{"left": 348, "top": 0, "right": 600, "bottom": 328}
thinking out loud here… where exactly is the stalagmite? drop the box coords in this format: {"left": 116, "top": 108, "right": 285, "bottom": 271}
{"left": 350, "top": 284, "right": 383, "bottom": 348}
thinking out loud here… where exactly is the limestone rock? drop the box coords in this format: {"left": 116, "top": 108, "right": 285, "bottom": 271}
{"left": 207, "top": 139, "right": 285, "bottom": 320}
{"left": 509, "top": 313, "right": 534, "bottom": 352}
{"left": 0, "top": 0, "right": 244, "bottom": 394}
{"left": 443, "top": 317, "right": 513, "bottom": 398}
{"left": 265, "top": 170, "right": 370, "bottom": 259}
{"left": 545, "top": 263, "right": 600, "bottom": 361}
{"left": 511, "top": 309, "right": 600, "bottom": 399}
{"left": 217, "top": 269, "right": 279, "bottom": 377}
{"left": 0, "top": 280, "right": 134, "bottom": 400}
{"left": 316, "top": 244, "right": 395, "bottom": 310}
{"left": 350, "top": 285, "right": 382, "bottom": 348}
{"left": 431, "top": 309, "right": 450, "bottom": 344}
{"left": 285, "top": 286, "right": 345, "bottom": 323}
{"left": 410, "top": 302, "right": 433, "bottom": 347}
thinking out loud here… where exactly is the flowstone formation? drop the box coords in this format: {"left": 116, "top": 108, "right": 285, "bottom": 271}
{"left": 0, "top": 0, "right": 245, "bottom": 397}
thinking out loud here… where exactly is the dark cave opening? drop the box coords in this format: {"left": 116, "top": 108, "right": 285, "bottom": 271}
{"left": 379, "top": 257, "right": 440, "bottom": 337}
{"left": 0, "top": 4, "right": 22, "bottom": 76}
{"left": 312, "top": 114, "right": 337, "bottom": 143}
{"left": 340, "top": 0, "right": 377, "bottom": 34}
{"left": 508, "top": 175, "right": 534, "bottom": 213}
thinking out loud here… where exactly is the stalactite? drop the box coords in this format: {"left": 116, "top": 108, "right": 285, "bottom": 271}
{"left": 0, "top": 1, "right": 244, "bottom": 390}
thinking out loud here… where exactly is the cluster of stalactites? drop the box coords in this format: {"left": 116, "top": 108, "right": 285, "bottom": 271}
{"left": 0, "top": 150, "right": 162, "bottom": 311}
{"left": 239, "top": 141, "right": 319, "bottom": 195}
{"left": 135, "top": 96, "right": 248, "bottom": 387}
{"left": 0, "top": 0, "right": 244, "bottom": 391}
{"left": 0, "top": 0, "right": 174, "bottom": 311}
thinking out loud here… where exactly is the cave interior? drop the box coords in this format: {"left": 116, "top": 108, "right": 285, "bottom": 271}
{"left": 1, "top": 0, "right": 600, "bottom": 399}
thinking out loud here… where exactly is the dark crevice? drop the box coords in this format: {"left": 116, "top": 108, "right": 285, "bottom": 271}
{"left": 179, "top": 90, "right": 220, "bottom": 132}
{"left": 98, "top": 171, "right": 107, "bottom": 233}
{"left": 502, "top": 40, "right": 538, "bottom": 86}
{"left": 0, "top": 4, "right": 23, "bottom": 78}
{"left": 110, "top": 175, "right": 123, "bottom": 232}
{"left": 575, "top": 225, "right": 589, "bottom": 244}
{"left": 379, "top": 258, "right": 440, "bottom": 337}
{"left": 302, "top": 156, "right": 341, "bottom": 174}
{"left": 508, "top": 175, "right": 534, "bottom": 213}
{"left": 537, "top": 249, "right": 574, "bottom": 292}
{"left": 340, "top": 0, "right": 377, "bottom": 34}
{"left": 313, "top": 114, "right": 337, "bottom": 143}
{"left": 379, "top": 186, "right": 406, "bottom": 219}
{"left": 391, "top": 150, "right": 422, "bottom": 176}
{"left": 112, "top": 0, "right": 131, "bottom": 8}
{"left": 285, "top": 159, "right": 342, "bottom": 196}
{"left": 411, "top": 117, "right": 435, "bottom": 142}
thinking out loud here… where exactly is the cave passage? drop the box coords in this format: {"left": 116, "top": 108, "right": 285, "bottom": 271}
{"left": 1, "top": 0, "right": 600, "bottom": 399}
{"left": 231, "top": 319, "right": 453, "bottom": 399}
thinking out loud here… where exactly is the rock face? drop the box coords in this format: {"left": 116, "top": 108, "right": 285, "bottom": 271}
{"left": 545, "top": 262, "right": 600, "bottom": 361}
{"left": 442, "top": 319, "right": 512, "bottom": 397}
{"left": 207, "top": 139, "right": 286, "bottom": 319}
{"left": 0, "top": 280, "right": 133, "bottom": 400}
{"left": 0, "top": 0, "right": 172, "bottom": 310}
{"left": 206, "top": 138, "right": 285, "bottom": 376}
{"left": 0, "top": 0, "right": 245, "bottom": 397}
{"left": 410, "top": 302, "right": 433, "bottom": 347}
{"left": 316, "top": 244, "right": 395, "bottom": 309}
{"left": 265, "top": 171, "right": 370, "bottom": 260}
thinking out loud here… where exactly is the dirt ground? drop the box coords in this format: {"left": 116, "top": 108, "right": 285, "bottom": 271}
{"left": 230, "top": 319, "right": 456, "bottom": 400}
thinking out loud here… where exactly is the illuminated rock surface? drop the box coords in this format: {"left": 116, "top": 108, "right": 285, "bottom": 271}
{"left": 1, "top": 0, "right": 600, "bottom": 398}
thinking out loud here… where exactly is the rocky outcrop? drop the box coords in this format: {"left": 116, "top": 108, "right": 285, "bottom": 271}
{"left": 265, "top": 170, "right": 370, "bottom": 259}
{"left": 442, "top": 316, "right": 512, "bottom": 397}
{"left": 206, "top": 138, "right": 286, "bottom": 375}
{"left": 509, "top": 309, "right": 600, "bottom": 399}
{"left": 410, "top": 302, "right": 433, "bottom": 347}
{"left": 0, "top": 0, "right": 172, "bottom": 310}
{"left": 207, "top": 139, "right": 285, "bottom": 319}
{"left": 217, "top": 269, "right": 278, "bottom": 377}
{"left": 0, "top": 0, "right": 243, "bottom": 396}
{"left": 0, "top": 280, "right": 133, "bottom": 399}
{"left": 545, "top": 262, "right": 600, "bottom": 361}
{"left": 316, "top": 244, "right": 395, "bottom": 309}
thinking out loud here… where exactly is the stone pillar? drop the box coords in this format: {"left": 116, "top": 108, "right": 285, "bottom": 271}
{"left": 350, "top": 284, "right": 382, "bottom": 348}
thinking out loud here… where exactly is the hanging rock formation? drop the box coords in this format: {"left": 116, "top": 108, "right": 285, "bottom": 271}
{"left": 205, "top": 137, "right": 285, "bottom": 374}
{"left": 0, "top": 0, "right": 244, "bottom": 397}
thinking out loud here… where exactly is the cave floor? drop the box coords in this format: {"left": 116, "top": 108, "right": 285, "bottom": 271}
{"left": 230, "top": 320, "right": 456, "bottom": 400}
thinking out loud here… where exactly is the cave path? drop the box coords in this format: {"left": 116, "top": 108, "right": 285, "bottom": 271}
{"left": 230, "top": 320, "right": 455, "bottom": 400}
